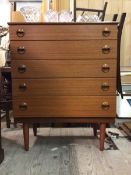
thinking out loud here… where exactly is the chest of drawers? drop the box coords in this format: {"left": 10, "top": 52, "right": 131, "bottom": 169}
{"left": 9, "top": 22, "right": 118, "bottom": 151}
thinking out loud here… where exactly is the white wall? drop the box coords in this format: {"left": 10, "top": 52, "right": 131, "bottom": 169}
{"left": 0, "top": 0, "right": 11, "bottom": 26}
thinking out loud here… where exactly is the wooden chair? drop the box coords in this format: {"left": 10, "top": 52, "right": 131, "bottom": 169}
{"left": 116, "top": 13, "right": 126, "bottom": 98}
{"left": 112, "top": 14, "right": 118, "bottom": 21}
{"left": 74, "top": 1, "right": 108, "bottom": 22}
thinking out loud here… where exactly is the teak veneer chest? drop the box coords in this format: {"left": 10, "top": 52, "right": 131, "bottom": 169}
{"left": 9, "top": 22, "right": 118, "bottom": 151}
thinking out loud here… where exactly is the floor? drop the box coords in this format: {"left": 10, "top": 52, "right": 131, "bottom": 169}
{"left": 0, "top": 125, "right": 131, "bottom": 175}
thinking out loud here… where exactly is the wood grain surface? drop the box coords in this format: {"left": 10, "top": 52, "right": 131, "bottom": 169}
{"left": 13, "top": 96, "right": 116, "bottom": 118}
{"left": 9, "top": 24, "right": 117, "bottom": 41}
{"left": 12, "top": 78, "right": 116, "bottom": 97}
{"left": 10, "top": 40, "right": 117, "bottom": 60}
{"left": 12, "top": 59, "right": 116, "bottom": 78}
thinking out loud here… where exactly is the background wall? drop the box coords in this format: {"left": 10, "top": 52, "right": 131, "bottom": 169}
{"left": 56, "top": 0, "right": 131, "bottom": 67}
{"left": 75, "top": 0, "right": 131, "bottom": 67}
{"left": 0, "top": 0, "right": 11, "bottom": 27}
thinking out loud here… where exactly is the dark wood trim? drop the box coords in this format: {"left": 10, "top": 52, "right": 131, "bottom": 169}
{"left": 112, "top": 14, "right": 118, "bottom": 22}
{"left": 74, "top": 0, "right": 76, "bottom": 22}
{"left": 101, "top": 2, "right": 108, "bottom": 21}
{"left": 8, "top": 22, "right": 118, "bottom": 25}
{"left": 15, "top": 117, "right": 115, "bottom": 124}
{"left": 76, "top": 8, "right": 103, "bottom": 13}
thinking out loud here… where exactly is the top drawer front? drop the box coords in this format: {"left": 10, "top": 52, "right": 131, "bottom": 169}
{"left": 9, "top": 24, "right": 118, "bottom": 41}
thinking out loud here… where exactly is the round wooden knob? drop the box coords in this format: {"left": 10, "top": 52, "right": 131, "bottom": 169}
{"left": 101, "top": 64, "right": 110, "bottom": 73}
{"left": 102, "top": 45, "right": 111, "bottom": 54}
{"left": 18, "top": 65, "right": 26, "bottom": 73}
{"left": 101, "top": 102, "right": 110, "bottom": 110}
{"left": 101, "top": 83, "right": 110, "bottom": 91}
{"left": 19, "top": 83, "right": 27, "bottom": 91}
{"left": 16, "top": 29, "right": 25, "bottom": 37}
{"left": 17, "top": 47, "right": 26, "bottom": 54}
{"left": 102, "top": 28, "right": 111, "bottom": 37}
{"left": 19, "top": 102, "right": 28, "bottom": 111}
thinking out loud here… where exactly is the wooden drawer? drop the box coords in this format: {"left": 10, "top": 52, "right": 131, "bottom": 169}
{"left": 12, "top": 60, "right": 116, "bottom": 78}
{"left": 13, "top": 96, "right": 116, "bottom": 118}
{"left": 12, "top": 78, "right": 116, "bottom": 97}
{"left": 10, "top": 40, "right": 117, "bottom": 60}
{"left": 9, "top": 24, "right": 117, "bottom": 41}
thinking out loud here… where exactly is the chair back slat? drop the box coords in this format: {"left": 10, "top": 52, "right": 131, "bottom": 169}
{"left": 74, "top": 1, "right": 108, "bottom": 22}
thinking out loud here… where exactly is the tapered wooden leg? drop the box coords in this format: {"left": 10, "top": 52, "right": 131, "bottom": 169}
{"left": 23, "top": 123, "right": 29, "bottom": 151}
{"left": 0, "top": 148, "right": 4, "bottom": 164}
{"left": 33, "top": 124, "right": 37, "bottom": 136}
{"left": 100, "top": 123, "right": 106, "bottom": 151}
{"left": 92, "top": 124, "right": 97, "bottom": 137}
{"left": 6, "top": 109, "right": 10, "bottom": 128}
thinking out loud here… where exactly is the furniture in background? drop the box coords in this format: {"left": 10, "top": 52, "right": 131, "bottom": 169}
{"left": 9, "top": 22, "right": 118, "bottom": 151}
{"left": 112, "top": 14, "right": 118, "bottom": 22}
{"left": 74, "top": 1, "right": 108, "bottom": 22}
{"left": 116, "top": 13, "right": 126, "bottom": 99}
{"left": 0, "top": 67, "right": 12, "bottom": 128}
{"left": 0, "top": 26, "right": 9, "bottom": 164}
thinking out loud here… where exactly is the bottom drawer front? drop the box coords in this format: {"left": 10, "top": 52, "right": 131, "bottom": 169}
{"left": 13, "top": 96, "right": 116, "bottom": 118}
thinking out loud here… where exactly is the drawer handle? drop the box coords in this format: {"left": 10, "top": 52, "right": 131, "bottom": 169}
{"left": 102, "top": 28, "right": 111, "bottom": 37}
{"left": 16, "top": 29, "right": 25, "bottom": 37}
{"left": 18, "top": 65, "right": 26, "bottom": 73}
{"left": 17, "top": 47, "right": 26, "bottom": 54}
{"left": 102, "top": 64, "right": 110, "bottom": 73}
{"left": 102, "top": 45, "right": 111, "bottom": 54}
{"left": 19, "top": 102, "right": 27, "bottom": 111}
{"left": 101, "top": 102, "right": 110, "bottom": 110}
{"left": 101, "top": 83, "right": 110, "bottom": 91}
{"left": 19, "top": 83, "right": 27, "bottom": 91}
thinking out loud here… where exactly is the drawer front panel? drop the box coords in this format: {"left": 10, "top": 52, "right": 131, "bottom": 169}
{"left": 13, "top": 96, "right": 116, "bottom": 118}
{"left": 12, "top": 78, "right": 116, "bottom": 97}
{"left": 12, "top": 60, "right": 116, "bottom": 78}
{"left": 10, "top": 24, "right": 117, "bottom": 40}
{"left": 10, "top": 40, "right": 117, "bottom": 60}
